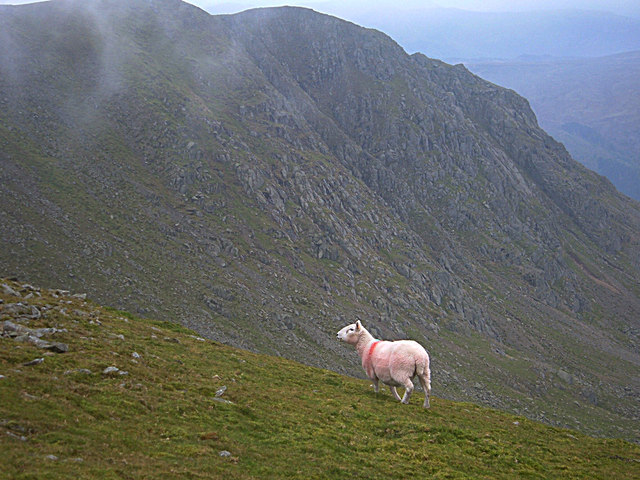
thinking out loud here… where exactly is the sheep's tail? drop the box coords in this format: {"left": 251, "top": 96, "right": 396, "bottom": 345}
{"left": 415, "top": 354, "right": 431, "bottom": 390}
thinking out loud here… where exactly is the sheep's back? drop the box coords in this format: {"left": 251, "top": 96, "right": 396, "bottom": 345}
{"left": 371, "top": 340, "right": 429, "bottom": 383}
{"left": 390, "top": 340, "right": 429, "bottom": 360}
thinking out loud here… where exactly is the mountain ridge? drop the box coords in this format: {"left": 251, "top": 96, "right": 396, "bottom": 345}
{"left": 1, "top": 0, "right": 639, "bottom": 441}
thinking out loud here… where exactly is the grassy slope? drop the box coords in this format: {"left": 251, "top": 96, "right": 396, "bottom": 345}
{"left": 1, "top": 279, "right": 638, "bottom": 480}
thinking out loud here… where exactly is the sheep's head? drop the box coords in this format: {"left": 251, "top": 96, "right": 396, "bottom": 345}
{"left": 337, "top": 320, "right": 363, "bottom": 345}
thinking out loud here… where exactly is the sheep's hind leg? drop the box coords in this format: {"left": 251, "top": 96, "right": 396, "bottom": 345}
{"left": 418, "top": 373, "right": 431, "bottom": 408}
{"left": 389, "top": 386, "right": 402, "bottom": 401}
{"left": 372, "top": 377, "right": 379, "bottom": 394}
{"left": 400, "top": 379, "right": 414, "bottom": 404}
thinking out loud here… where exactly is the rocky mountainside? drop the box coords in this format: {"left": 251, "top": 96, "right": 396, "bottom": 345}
{"left": 1, "top": 0, "right": 639, "bottom": 441}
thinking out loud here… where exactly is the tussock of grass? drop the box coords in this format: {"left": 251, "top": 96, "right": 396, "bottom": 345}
{"left": 1, "top": 280, "right": 638, "bottom": 479}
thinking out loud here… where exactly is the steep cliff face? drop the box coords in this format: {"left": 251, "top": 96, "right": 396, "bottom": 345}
{"left": 1, "top": 0, "right": 639, "bottom": 440}
{"left": 224, "top": 6, "right": 640, "bottom": 338}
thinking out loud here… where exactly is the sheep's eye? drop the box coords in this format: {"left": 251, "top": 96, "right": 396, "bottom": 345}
{"left": 348, "top": 328, "right": 354, "bottom": 332}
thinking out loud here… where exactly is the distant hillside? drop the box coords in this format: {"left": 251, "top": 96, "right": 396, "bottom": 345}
{"left": 467, "top": 51, "right": 640, "bottom": 201}
{"left": 1, "top": 279, "right": 639, "bottom": 479}
{"left": 322, "top": 7, "right": 640, "bottom": 61}
{"left": 0, "top": 0, "right": 639, "bottom": 443}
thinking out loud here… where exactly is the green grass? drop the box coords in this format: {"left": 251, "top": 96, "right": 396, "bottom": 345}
{"left": 1, "top": 280, "right": 638, "bottom": 479}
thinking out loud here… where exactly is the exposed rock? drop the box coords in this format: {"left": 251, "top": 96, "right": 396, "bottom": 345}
{"left": 1, "top": 284, "right": 21, "bottom": 298}
{"left": 44, "top": 342, "right": 69, "bottom": 353}
{"left": 2, "top": 321, "right": 68, "bottom": 352}
{"left": 557, "top": 369, "right": 573, "bottom": 384}
{"left": 215, "top": 385, "right": 227, "bottom": 397}
{"left": 64, "top": 368, "right": 92, "bottom": 375}
{"left": 23, "top": 358, "right": 44, "bottom": 366}
{"left": 1, "top": 320, "right": 27, "bottom": 336}
{"left": 6, "top": 431, "right": 27, "bottom": 442}
{"left": 103, "top": 366, "right": 120, "bottom": 375}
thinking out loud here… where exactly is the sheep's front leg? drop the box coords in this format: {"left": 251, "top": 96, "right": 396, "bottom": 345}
{"left": 400, "top": 379, "right": 414, "bottom": 404}
{"left": 389, "top": 386, "right": 402, "bottom": 401}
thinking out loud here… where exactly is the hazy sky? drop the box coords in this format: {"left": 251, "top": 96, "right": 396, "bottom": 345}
{"left": 186, "top": 0, "right": 640, "bottom": 17}
{"left": 0, "top": 0, "right": 639, "bottom": 17}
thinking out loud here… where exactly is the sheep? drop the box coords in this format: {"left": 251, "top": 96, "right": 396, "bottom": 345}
{"left": 337, "top": 320, "right": 431, "bottom": 408}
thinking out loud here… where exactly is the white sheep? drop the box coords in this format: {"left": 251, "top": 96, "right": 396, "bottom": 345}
{"left": 337, "top": 320, "right": 431, "bottom": 408}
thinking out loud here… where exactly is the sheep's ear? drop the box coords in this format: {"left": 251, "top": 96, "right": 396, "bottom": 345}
{"left": 355, "top": 320, "right": 362, "bottom": 330}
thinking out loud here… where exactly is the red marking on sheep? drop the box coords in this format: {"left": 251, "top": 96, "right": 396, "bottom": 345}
{"left": 368, "top": 340, "right": 381, "bottom": 358}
